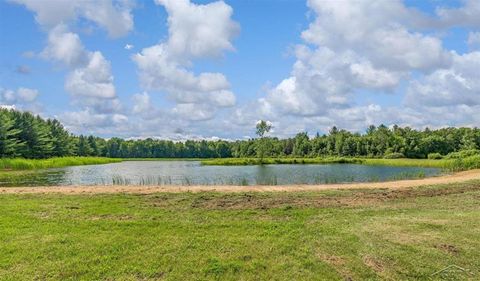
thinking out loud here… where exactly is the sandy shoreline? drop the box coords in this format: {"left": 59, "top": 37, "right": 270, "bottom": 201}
{"left": 1, "top": 169, "right": 480, "bottom": 194}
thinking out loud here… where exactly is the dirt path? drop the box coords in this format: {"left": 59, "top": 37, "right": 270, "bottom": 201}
{"left": 1, "top": 169, "right": 480, "bottom": 195}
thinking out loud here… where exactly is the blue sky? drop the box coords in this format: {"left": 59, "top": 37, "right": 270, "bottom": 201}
{"left": 1, "top": 0, "right": 479, "bottom": 139}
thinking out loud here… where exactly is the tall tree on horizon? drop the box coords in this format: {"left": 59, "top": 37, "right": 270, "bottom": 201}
{"left": 255, "top": 120, "right": 273, "bottom": 161}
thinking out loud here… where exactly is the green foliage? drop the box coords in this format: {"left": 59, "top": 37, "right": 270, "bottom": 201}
{"left": 0, "top": 110, "right": 23, "bottom": 157}
{"left": 202, "top": 157, "right": 363, "bottom": 166}
{"left": 383, "top": 152, "right": 405, "bottom": 159}
{"left": 427, "top": 153, "right": 443, "bottom": 160}
{"left": 255, "top": 120, "right": 272, "bottom": 138}
{"left": 447, "top": 155, "right": 480, "bottom": 171}
{"left": 0, "top": 157, "right": 121, "bottom": 171}
{"left": 444, "top": 149, "right": 480, "bottom": 159}
{"left": 2, "top": 108, "right": 480, "bottom": 161}
{"left": 255, "top": 120, "right": 273, "bottom": 160}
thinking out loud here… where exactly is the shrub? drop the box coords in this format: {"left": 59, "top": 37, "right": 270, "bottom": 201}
{"left": 383, "top": 152, "right": 405, "bottom": 159}
{"left": 427, "top": 153, "right": 443, "bottom": 160}
{"left": 445, "top": 149, "right": 480, "bottom": 159}
{"left": 447, "top": 155, "right": 480, "bottom": 171}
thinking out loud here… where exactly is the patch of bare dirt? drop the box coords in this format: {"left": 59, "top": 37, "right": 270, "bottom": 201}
{"left": 178, "top": 182, "right": 480, "bottom": 210}
{"left": 435, "top": 244, "right": 460, "bottom": 255}
{"left": 317, "top": 253, "right": 353, "bottom": 280}
{"left": 362, "top": 255, "right": 385, "bottom": 273}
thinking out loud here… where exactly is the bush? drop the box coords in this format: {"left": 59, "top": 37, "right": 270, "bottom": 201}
{"left": 447, "top": 155, "right": 480, "bottom": 171}
{"left": 427, "top": 153, "right": 443, "bottom": 160}
{"left": 383, "top": 152, "right": 405, "bottom": 159}
{"left": 445, "top": 149, "right": 480, "bottom": 159}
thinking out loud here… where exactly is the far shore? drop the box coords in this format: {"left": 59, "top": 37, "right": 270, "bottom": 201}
{"left": 2, "top": 169, "right": 480, "bottom": 195}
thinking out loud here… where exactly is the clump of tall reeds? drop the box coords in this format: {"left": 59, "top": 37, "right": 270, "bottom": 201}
{"left": 0, "top": 157, "right": 121, "bottom": 171}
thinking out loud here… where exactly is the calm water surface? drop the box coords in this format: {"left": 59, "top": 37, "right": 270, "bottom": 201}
{"left": 0, "top": 161, "right": 442, "bottom": 187}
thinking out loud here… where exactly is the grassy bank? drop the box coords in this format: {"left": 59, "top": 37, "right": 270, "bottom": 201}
{"left": 122, "top": 158, "right": 210, "bottom": 161}
{"left": 201, "top": 156, "right": 480, "bottom": 171}
{"left": 201, "top": 157, "right": 363, "bottom": 166}
{"left": 1, "top": 181, "right": 479, "bottom": 280}
{"left": 0, "top": 157, "right": 122, "bottom": 171}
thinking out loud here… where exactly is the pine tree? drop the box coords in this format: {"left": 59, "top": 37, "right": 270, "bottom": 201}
{"left": 77, "top": 135, "right": 93, "bottom": 156}
{"left": 48, "top": 119, "right": 74, "bottom": 157}
{"left": 0, "top": 110, "right": 23, "bottom": 157}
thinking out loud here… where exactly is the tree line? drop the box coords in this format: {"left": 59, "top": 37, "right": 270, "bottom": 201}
{"left": 1, "top": 108, "right": 479, "bottom": 159}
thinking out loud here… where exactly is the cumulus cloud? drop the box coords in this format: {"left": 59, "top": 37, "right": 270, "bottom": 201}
{"left": 1, "top": 87, "right": 38, "bottom": 103}
{"left": 435, "top": 0, "right": 480, "bottom": 29}
{"left": 41, "top": 24, "right": 88, "bottom": 67}
{"left": 12, "top": 0, "right": 134, "bottom": 38}
{"left": 254, "top": 0, "right": 452, "bottom": 121}
{"left": 11, "top": 0, "right": 133, "bottom": 134}
{"left": 65, "top": 51, "right": 116, "bottom": 99}
{"left": 9, "top": 0, "right": 480, "bottom": 138}
{"left": 230, "top": 0, "right": 480, "bottom": 136}
{"left": 406, "top": 51, "right": 480, "bottom": 108}
{"left": 468, "top": 32, "right": 480, "bottom": 49}
{"left": 133, "top": 0, "right": 239, "bottom": 122}
{"left": 0, "top": 87, "right": 42, "bottom": 113}
{"left": 59, "top": 109, "right": 129, "bottom": 134}
{"left": 41, "top": 25, "right": 121, "bottom": 114}
{"left": 154, "top": 0, "right": 239, "bottom": 59}
{"left": 302, "top": 0, "right": 452, "bottom": 71}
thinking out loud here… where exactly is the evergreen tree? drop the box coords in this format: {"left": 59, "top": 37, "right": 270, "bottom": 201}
{"left": 0, "top": 109, "right": 23, "bottom": 157}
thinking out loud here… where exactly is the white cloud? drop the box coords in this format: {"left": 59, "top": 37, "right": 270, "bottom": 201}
{"left": 43, "top": 26, "right": 120, "bottom": 114}
{"left": 12, "top": 0, "right": 129, "bottom": 133}
{"left": 435, "top": 0, "right": 480, "bottom": 29}
{"left": 172, "top": 103, "right": 216, "bottom": 121}
{"left": 65, "top": 51, "right": 116, "bottom": 99}
{"left": 229, "top": 0, "right": 480, "bottom": 137}
{"left": 0, "top": 105, "right": 16, "bottom": 110}
{"left": 16, "top": 87, "right": 39, "bottom": 102}
{"left": 155, "top": 0, "right": 239, "bottom": 59}
{"left": 406, "top": 52, "right": 480, "bottom": 108}
{"left": 302, "top": 0, "right": 451, "bottom": 72}
{"left": 350, "top": 61, "right": 401, "bottom": 89}
{"left": 132, "top": 92, "right": 153, "bottom": 114}
{"left": 124, "top": 44, "right": 134, "bottom": 50}
{"left": 468, "top": 32, "right": 480, "bottom": 49}
{"left": 252, "top": 0, "right": 452, "bottom": 122}
{"left": 59, "top": 109, "right": 129, "bottom": 134}
{"left": 42, "top": 24, "right": 88, "bottom": 67}
{"left": 12, "top": 0, "right": 134, "bottom": 38}
{"left": 0, "top": 87, "right": 42, "bottom": 113}
{"left": 1, "top": 87, "right": 38, "bottom": 103}
{"left": 133, "top": 0, "right": 238, "bottom": 122}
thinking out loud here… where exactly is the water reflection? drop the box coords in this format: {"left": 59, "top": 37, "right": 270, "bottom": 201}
{"left": 0, "top": 161, "right": 442, "bottom": 187}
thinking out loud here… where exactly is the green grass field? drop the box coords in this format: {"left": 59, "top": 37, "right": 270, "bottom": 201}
{"left": 0, "top": 157, "right": 121, "bottom": 171}
{"left": 1, "top": 181, "right": 479, "bottom": 280}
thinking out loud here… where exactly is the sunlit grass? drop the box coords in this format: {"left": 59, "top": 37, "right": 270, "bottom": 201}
{"left": 201, "top": 156, "right": 480, "bottom": 172}
{"left": 0, "top": 157, "right": 121, "bottom": 171}
{"left": 1, "top": 181, "right": 479, "bottom": 280}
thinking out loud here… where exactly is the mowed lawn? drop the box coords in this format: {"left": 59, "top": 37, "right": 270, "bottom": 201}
{"left": 1, "top": 182, "right": 480, "bottom": 280}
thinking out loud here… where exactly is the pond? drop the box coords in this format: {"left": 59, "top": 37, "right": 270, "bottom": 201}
{"left": 0, "top": 161, "right": 443, "bottom": 187}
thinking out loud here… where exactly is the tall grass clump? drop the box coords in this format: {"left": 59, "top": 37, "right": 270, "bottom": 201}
{"left": 446, "top": 155, "right": 480, "bottom": 172}
{"left": 0, "top": 157, "right": 121, "bottom": 171}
